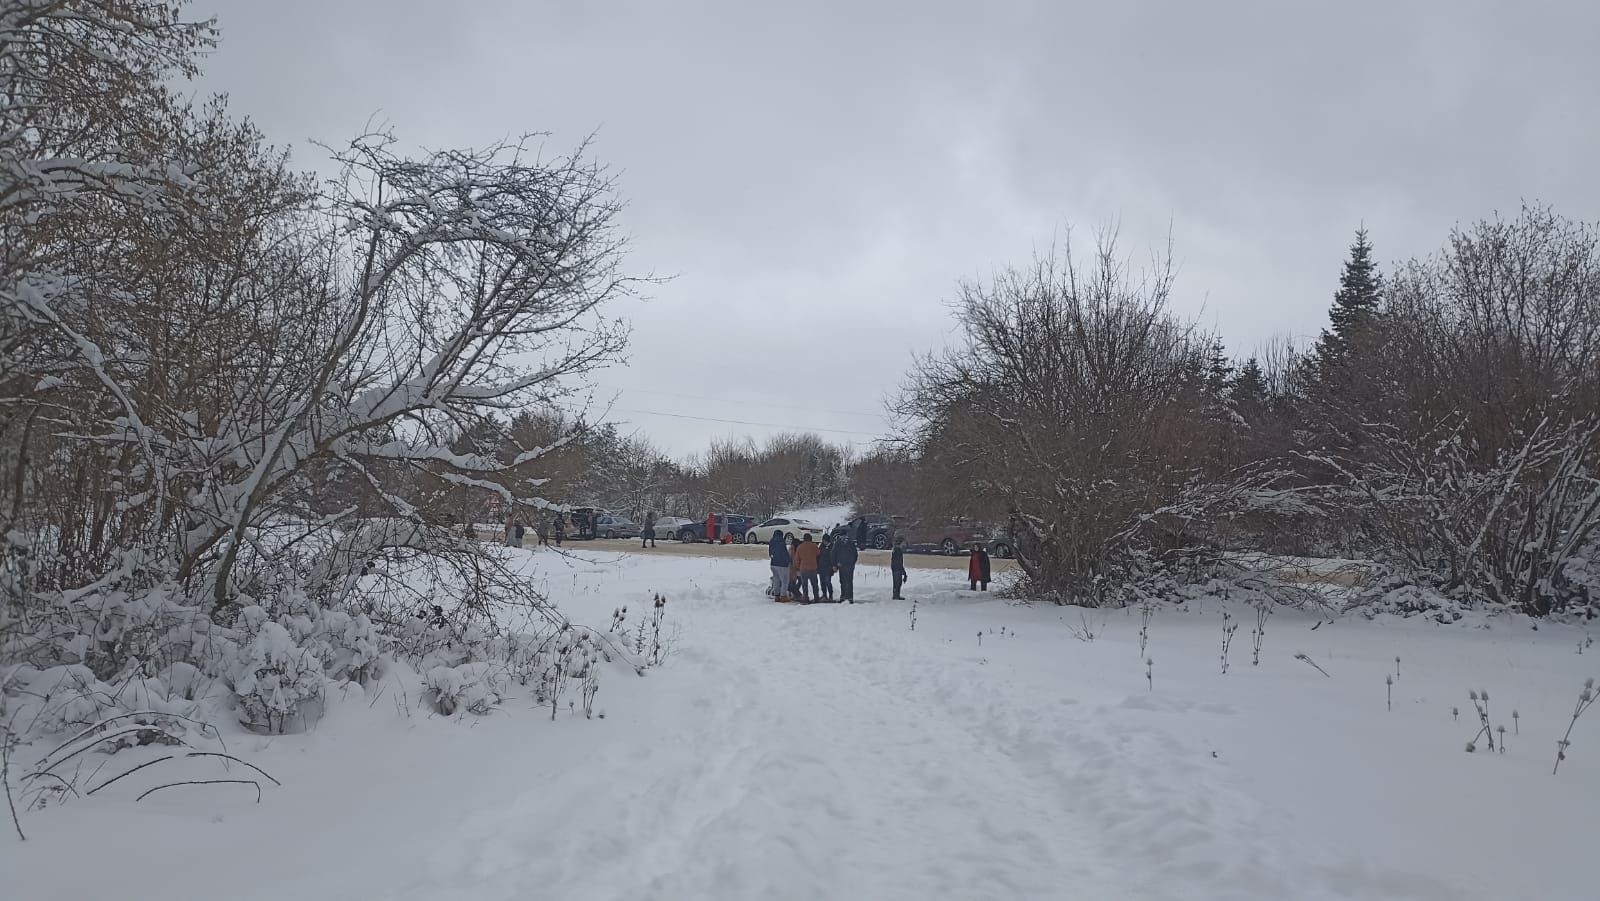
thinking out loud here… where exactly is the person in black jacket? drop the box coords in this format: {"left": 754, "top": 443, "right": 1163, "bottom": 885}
{"left": 891, "top": 536, "right": 908, "bottom": 600}
{"left": 968, "top": 542, "right": 992, "bottom": 591}
{"left": 817, "top": 534, "right": 836, "bottom": 601}
{"left": 833, "top": 534, "right": 859, "bottom": 602}
{"left": 855, "top": 516, "right": 869, "bottom": 547}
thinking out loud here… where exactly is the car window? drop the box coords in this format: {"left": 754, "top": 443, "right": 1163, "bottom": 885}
{"left": 768, "top": 519, "right": 787, "bottom": 526}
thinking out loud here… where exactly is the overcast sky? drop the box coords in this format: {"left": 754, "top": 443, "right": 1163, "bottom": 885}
{"left": 194, "top": 0, "right": 1599, "bottom": 458}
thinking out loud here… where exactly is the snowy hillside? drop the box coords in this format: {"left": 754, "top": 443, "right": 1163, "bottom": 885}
{"left": 4, "top": 549, "right": 1596, "bottom": 901}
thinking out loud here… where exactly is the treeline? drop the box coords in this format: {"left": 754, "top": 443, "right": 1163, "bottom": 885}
{"left": 887, "top": 216, "right": 1600, "bottom": 618}
{"left": 400, "top": 415, "right": 852, "bottom": 525}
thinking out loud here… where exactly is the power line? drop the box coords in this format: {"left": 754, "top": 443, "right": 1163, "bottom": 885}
{"left": 595, "top": 384, "right": 891, "bottom": 421}
{"left": 576, "top": 404, "right": 888, "bottom": 438}
{"left": 608, "top": 407, "right": 886, "bottom": 437}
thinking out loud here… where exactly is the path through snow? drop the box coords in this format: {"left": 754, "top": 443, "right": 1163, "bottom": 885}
{"left": 5, "top": 549, "right": 1594, "bottom": 900}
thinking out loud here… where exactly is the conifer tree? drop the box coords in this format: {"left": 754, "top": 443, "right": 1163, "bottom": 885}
{"left": 1312, "top": 227, "right": 1384, "bottom": 371}
{"left": 1230, "top": 357, "right": 1268, "bottom": 421}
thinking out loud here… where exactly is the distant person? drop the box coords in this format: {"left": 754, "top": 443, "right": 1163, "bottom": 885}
{"left": 833, "top": 534, "right": 859, "bottom": 603}
{"left": 552, "top": 516, "right": 565, "bottom": 547}
{"left": 787, "top": 536, "right": 803, "bottom": 600}
{"left": 855, "top": 517, "right": 869, "bottom": 547}
{"left": 642, "top": 513, "right": 657, "bottom": 549}
{"left": 794, "top": 533, "right": 821, "bottom": 602}
{"left": 535, "top": 519, "right": 549, "bottom": 547}
{"left": 767, "top": 530, "right": 791, "bottom": 600}
{"left": 891, "top": 536, "right": 908, "bottom": 600}
{"left": 968, "top": 542, "right": 991, "bottom": 592}
{"left": 818, "top": 533, "right": 836, "bottom": 602}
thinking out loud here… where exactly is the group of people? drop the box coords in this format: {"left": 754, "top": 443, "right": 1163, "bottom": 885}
{"left": 767, "top": 530, "right": 873, "bottom": 603}
{"left": 765, "top": 523, "right": 994, "bottom": 603}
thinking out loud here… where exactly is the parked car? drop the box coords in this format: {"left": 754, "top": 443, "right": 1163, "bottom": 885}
{"left": 676, "top": 513, "right": 757, "bottom": 543}
{"left": 745, "top": 517, "right": 829, "bottom": 545}
{"left": 899, "top": 517, "right": 991, "bottom": 555}
{"left": 562, "top": 507, "right": 610, "bottom": 539}
{"left": 594, "top": 514, "right": 641, "bottom": 539}
{"left": 829, "top": 513, "right": 902, "bottom": 550}
{"left": 987, "top": 526, "right": 1016, "bottom": 559}
{"left": 649, "top": 515, "right": 693, "bottom": 538}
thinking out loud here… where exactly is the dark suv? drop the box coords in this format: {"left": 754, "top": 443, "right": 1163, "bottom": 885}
{"left": 831, "top": 514, "right": 900, "bottom": 550}
{"left": 903, "top": 518, "right": 991, "bottom": 555}
{"left": 676, "top": 513, "right": 757, "bottom": 543}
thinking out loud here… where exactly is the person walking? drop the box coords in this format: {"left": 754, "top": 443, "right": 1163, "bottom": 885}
{"left": 833, "top": 533, "right": 859, "bottom": 602}
{"left": 535, "top": 519, "right": 549, "bottom": 547}
{"left": 642, "top": 512, "right": 657, "bottom": 549}
{"left": 552, "top": 516, "right": 564, "bottom": 547}
{"left": 793, "top": 533, "right": 821, "bottom": 603}
{"left": 891, "top": 536, "right": 908, "bottom": 600}
{"left": 817, "top": 534, "right": 836, "bottom": 602}
{"left": 855, "top": 516, "right": 869, "bottom": 547}
{"left": 968, "top": 542, "right": 992, "bottom": 591}
{"left": 767, "top": 530, "right": 792, "bottom": 600}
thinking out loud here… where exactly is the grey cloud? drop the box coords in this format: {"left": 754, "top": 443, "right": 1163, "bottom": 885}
{"left": 194, "top": 0, "right": 1600, "bottom": 454}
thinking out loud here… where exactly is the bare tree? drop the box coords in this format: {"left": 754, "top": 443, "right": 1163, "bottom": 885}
{"left": 900, "top": 229, "right": 1264, "bottom": 604}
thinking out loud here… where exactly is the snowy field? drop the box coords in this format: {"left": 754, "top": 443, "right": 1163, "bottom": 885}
{"left": 5, "top": 549, "right": 1596, "bottom": 901}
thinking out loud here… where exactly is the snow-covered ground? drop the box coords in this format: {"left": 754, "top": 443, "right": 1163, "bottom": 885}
{"left": 5, "top": 549, "right": 1596, "bottom": 901}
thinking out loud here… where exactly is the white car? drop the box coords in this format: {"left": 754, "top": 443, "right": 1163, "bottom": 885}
{"left": 647, "top": 516, "right": 692, "bottom": 538}
{"left": 744, "top": 517, "right": 828, "bottom": 545}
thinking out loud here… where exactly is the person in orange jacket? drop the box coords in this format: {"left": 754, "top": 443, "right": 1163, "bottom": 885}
{"left": 786, "top": 536, "right": 802, "bottom": 600}
{"left": 792, "top": 532, "right": 821, "bottom": 602}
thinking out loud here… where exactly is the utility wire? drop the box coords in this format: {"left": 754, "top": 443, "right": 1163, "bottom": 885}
{"left": 604, "top": 406, "right": 887, "bottom": 438}
{"left": 594, "top": 384, "right": 891, "bottom": 420}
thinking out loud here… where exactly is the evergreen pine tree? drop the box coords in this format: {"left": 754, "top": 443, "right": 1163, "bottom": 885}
{"left": 1206, "top": 339, "right": 1234, "bottom": 395}
{"left": 1230, "top": 357, "right": 1268, "bottom": 421}
{"left": 1312, "top": 227, "right": 1383, "bottom": 371}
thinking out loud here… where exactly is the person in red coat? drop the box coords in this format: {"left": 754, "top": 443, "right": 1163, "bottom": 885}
{"left": 968, "top": 542, "right": 992, "bottom": 592}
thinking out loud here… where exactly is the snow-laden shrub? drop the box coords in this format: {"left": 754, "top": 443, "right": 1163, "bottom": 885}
{"left": 316, "top": 611, "right": 382, "bottom": 684}
{"left": 230, "top": 609, "right": 326, "bottom": 734}
{"left": 424, "top": 662, "right": 509, "bottom": 715}
{"left": 1346, "top": 579, "right": 1465, "bottom": 624}
{"left": 0, "top": 664, "right": 202, "bottom": 735}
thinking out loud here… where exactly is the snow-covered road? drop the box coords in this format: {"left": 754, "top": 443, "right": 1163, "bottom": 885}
{"left": 6, "top": 550, "right": 1595, "bottom": 900}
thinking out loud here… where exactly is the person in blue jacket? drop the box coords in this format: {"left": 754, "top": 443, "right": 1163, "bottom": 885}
{"left": 767, "top": 531, "right": 791, "bottom": 599}
{"left": 832, "top": 534, "right": 859, "bottom": 603}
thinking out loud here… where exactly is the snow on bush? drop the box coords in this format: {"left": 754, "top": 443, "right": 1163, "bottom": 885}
{"left": 230, "top": 609, "right": 326, "bottom": 734}
{"left": 1345, "top": 578, "right": 1466, "bottom": 624}
{"left": 424, "top": 662, "right": 510, "bottom": 716}
{"left": 0, "top": 664, "right": 202, "bottom": 736}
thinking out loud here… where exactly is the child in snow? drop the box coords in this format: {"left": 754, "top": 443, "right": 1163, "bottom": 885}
{"left": 968, "top": 542, "right": 991, "bottom": 591}
{"left": 891, "top": 536, "right": 908, "bottom": 600}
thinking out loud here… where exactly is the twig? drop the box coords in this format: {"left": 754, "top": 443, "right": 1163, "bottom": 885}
{"left": 1294, "top": 652, "right": 1331, "bottom": 677}
{"left": 18, "top": 770, "right": 81, "bottom": 798}
{"left": 86, "top": 755, "right": 178, "bottom": 796}
{"left": 136, "top": 779, "right": 262, "bottom": 804}
{"left": 181, "top": 752, "right": 282, "bottom": 787}
{"left": 34, "top": 727, "right": 189, "bottom": 776}
{"left": 2, "top": 732, "right": 22, "bottom": 841}
{"left": 43, "top": 712, "right": 221, "bottom": 768}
